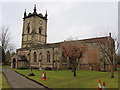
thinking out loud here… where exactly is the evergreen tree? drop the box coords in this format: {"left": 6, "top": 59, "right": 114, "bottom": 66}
{"left": 2, "top": 47, "right": 6, "bottom": 64}
{"left": 6, "top": 50, "right": 11, "bottom": 64}
{"left": 0, "top": 46, "right": 2, "bottom": 63}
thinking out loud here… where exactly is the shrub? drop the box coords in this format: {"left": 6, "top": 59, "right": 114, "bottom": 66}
{"left": 45, "top": 67, "right": 52, "bottom": 70}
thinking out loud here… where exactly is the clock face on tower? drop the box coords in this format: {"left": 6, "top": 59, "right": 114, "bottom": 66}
{"left": 40, "top": 20, "right": 43, "bottom": 25}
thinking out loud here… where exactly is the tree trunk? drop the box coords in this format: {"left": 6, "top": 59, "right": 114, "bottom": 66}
{"left": 110, "top": 64, "right": 114, "bottom": 78}
{"left": 71, "top": 65, "right": 74, "bottom": 72}
{"left": 103, "top": 59, "right": 106, "bottom": 72}
{"left": 2, "top": 48, "right": 6, "bottom": 64}
{"left": 70, "top": 60, "right": 74, "bottom": 72}
{"left": 113, "top": 60, "right": 117, "bottom": 71}
{"left": 72, "top": 68, "right": 74, "bottom": 72}
{"left": 73, "top": 68, "right": 76, "bottom": 77}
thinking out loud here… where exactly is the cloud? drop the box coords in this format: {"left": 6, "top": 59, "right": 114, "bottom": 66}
{"left": 1, "top": 2, "right": 118, "bottom": 49}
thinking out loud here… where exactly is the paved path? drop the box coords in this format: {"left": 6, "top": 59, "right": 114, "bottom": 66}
{"left": 3, "top": 68, "right": 49, "bottom": 89}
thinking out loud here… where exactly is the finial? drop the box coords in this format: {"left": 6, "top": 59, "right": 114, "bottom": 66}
{"left": 34, "top": 4, "right": 36, "bottom": 13}
{"left": 109, "top": 32, "right": 111, "bottom": 37}
{"left": 24, "top": 9, "right": 26, "bottom": 12}
{"left": 45, "top": 10, "right": 48, "bottom": 18}
{"left": 24, "top": 9, "right": 26, "bottom": 17}
{"left": 34, "top": 4, "right": 36, "bottom": 9}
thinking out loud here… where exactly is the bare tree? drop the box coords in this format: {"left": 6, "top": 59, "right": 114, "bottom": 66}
{"left": 0, "top": 26, "right": 15, "bottom": 52}
{"left": 1, "top": 27, "right": 9, "bottom": 50}
{"left": 0, "top": 26, "right": 15, "bottom": 64}
{"left": 60, "top": 40, "right": 86, "bottom": 77}
{"left": 96, "top": 33, "right": 119, "bottom": 78}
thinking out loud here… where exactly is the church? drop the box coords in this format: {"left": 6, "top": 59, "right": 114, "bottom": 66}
{"left": 11, "top": 5, "right": 115, "bottom": 71}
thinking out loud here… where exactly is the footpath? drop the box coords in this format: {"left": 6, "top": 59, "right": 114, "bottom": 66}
{"left": 2, "top": 68, "right": 49, "bottom": 89}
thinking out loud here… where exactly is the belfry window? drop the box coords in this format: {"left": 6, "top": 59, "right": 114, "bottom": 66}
{"left": 27, "top": 23, "right": 30, "bottom": 33}
{"left": 34, "top": 52, "right": 37, "bottom": 62}
{"left": 39, "top": 26, "right": 42, "bottom": 34}
{"left": 47, "top": 51, "right": 50, "bottom": 63}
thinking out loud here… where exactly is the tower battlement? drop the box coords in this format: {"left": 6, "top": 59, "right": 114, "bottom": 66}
{"left": 23, "top": 5, "right": 47, "bottom": 20}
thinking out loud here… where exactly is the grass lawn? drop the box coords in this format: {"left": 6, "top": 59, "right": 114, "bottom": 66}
{"left": 2, "top": 73, "right": 11, "bottom": 88}
{"left": 14, "top": 69, "right": 118, "bottom": 88}
{"left": 2, "top": 65, "right": 10, "bottom": 69}
{"left": 0, "top": 65, "right": 1, "bottom": 89}
{"left": 1, "top": 65, "right": 11, "bottom": 88}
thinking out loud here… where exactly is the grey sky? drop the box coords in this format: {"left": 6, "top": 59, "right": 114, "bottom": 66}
{"left": 0, "top": 1, "right": 118, "bottom": 50}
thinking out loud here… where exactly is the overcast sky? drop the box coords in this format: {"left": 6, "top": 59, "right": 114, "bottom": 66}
{"left": 0, "top": 1, "right": 118, "bottom": 50}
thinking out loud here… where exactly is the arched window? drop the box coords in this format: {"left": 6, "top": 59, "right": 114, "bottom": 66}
{"left": 27, "top": 23, "right": 30, "bottom": 33}
{"left": 62, "top": 53, "right": 67, "bottom": 63}
{"left": 39, "top": 26, "right": 42, "bottom": 34}
{"left": 55, "top": 51, "right": 59, "bottom": 60}
{"left": 34, "top": 52, "right": 37, "bottom": 62}
{"left": 47, "top": 51, "right": 50, "bottom": 63}
{"left": 28, "top": 27, "right": 30, "bottom": 33}
{"left": 39, "top": 52, "right": 42, "bottom": 61}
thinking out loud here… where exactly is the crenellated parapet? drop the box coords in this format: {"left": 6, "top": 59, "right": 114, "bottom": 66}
{"left": 23, "top": 4, "right": 47, "bottom": 20}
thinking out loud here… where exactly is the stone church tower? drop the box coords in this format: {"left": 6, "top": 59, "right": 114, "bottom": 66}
{"left": 22, "top": 5, "right": 48, "bottom": 48}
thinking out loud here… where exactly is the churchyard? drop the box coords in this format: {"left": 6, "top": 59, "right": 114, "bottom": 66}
{"left": 14, "top": 68, "right": 118, "bottom": 88}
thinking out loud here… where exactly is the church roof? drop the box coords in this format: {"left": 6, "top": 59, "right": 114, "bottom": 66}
{"left": 17, "top": 35, "right": 114, "bottom": 51}
{"left": 17, "top": 55, "right": 27, "bottom": 61}
{"left": 47, "top": 36, "right": 113, "bottom": 45}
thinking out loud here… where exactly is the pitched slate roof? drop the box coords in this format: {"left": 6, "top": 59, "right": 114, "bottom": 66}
{"left": 17, "top": 55, "right": 27, "bottom": 61}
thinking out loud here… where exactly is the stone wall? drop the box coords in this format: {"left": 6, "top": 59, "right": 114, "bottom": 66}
{"left": 16, "top": 36, "right": 115, "bottom": 71}
{"left": 22, "top": 15, "right": 47, "bottom": 48}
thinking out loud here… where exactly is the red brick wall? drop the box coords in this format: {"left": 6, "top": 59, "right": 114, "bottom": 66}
{"left": 87, "top": 49, "right": 98, "bottom": 64}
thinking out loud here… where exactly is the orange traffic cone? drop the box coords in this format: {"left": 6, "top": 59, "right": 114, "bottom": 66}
{"left": 98, "top": 80, "right": 102, "bottom": 90}
{"left": 102, "top": 82, "right": 105, "bottom": 90}
{"left": 42, "top": 72, "right": 44, "bottom": 80}
{"left": 42, "top": 72, "right": 46, "bottom": 80}
{"left": 44, "top": 72, "right": 46, "bottom": 80}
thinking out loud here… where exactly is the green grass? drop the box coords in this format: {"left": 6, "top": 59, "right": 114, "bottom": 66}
{"left": 2, "top": 65, "right": 10, "bottom": 69}
{"left": 2, "top": 73, "right": 11, "bottom": 88}
{"left": 0, "top": 65, "right": 11, "bottom": 89}
{"left": 0, "top": 65, "right": 2, "bottom": 89}
{"left": 117, "top": 67, "right": 120, "bottom": 71}
{"left": 14, "top": 69, "right": 118, "bottom": 88}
